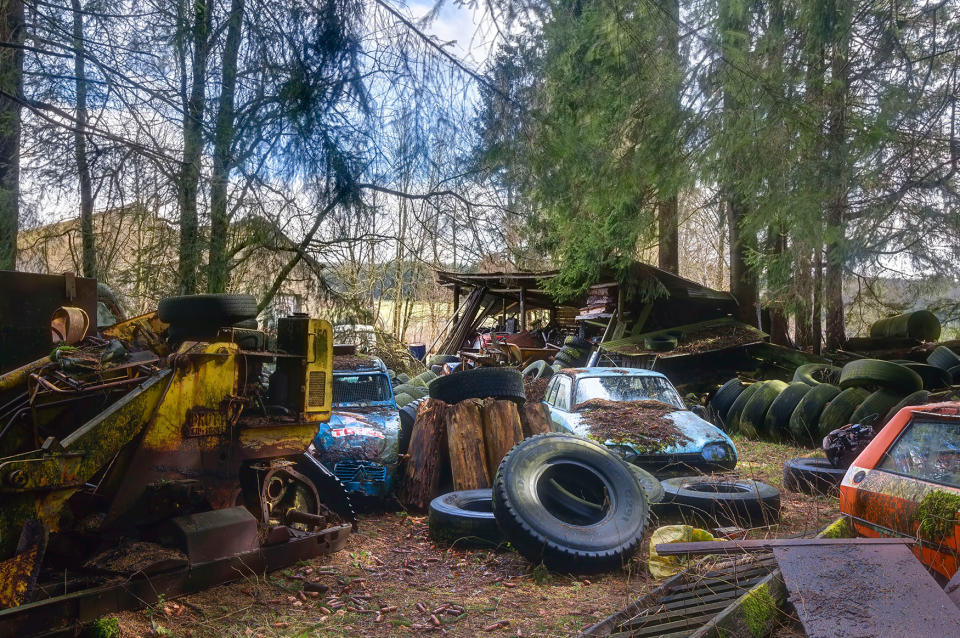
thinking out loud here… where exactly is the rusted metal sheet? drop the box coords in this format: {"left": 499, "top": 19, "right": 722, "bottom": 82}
{"left": 774, "top": 542, "right": 960, "bottom": 638}
{"left": 655, "top": 536, "right": 915, "bottom": 557}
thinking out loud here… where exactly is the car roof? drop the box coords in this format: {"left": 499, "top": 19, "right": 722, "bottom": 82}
{"left": 557, "top": 366, "right": 666, "bottom": 380}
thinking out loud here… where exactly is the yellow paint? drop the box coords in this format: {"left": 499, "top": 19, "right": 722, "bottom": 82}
{"left": 0, "top": 544, "right": 37, "bottom": 609}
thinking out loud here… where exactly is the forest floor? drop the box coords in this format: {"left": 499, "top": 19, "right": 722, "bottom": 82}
{"left": 113, "top": 437, "right": 837, "bottom": 638}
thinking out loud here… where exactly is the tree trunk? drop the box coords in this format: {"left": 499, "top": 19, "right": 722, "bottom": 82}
{"left": 520, "top": 401, "right": 551, "bottom": 438}
{"left": 72, "top": 0, "right": 95, "bottom": 279}
{"left": 480, "top": 399, "right": 524, "bottom": 479}
{"left": 768, "top": 227, "right": 790, "bottom": 345}
{"left": 446, "top": 399, "right": 490, "bottom": 490}
{"left": 176, "top": 0, "right": 212, "bottom": 295}
{"left": 656, "top": 195, "right": 679, "bottom": 274}
{"left": 207, "top": 0, "right": 245, "bottom": 293}
{"left": 812, "top": 247, "right": 823, "bottom": 354}
{"left": 656, "top": 0, "right": 681, "bottom": 275}
{"left": 401, "top": 398, "right": 448, "bottom": 510}
{"left": 794, "top": 245, "right": 813, "bottom": 349}
{"left": 0, "top": 0, "right": 23, "bottom": 270}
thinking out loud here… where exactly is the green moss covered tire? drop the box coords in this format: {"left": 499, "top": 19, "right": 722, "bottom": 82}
{"left": 429, "top": 490, "right": 503, "bottom": 547}
{"left": 429, "top": 367, "right": 525, "bottom": 404}
{"left": 491, "top": 433, "right": 649, "bottom": 573}
{"left": 394, "top": 392, "right": 413, "bottom": 408}
{"left": 724, "top": 382, "right": 762, "bottom": 434}
{"left": 817, "top": 387, "right": 870, "bottom": 437}
{"left": 793, "top": 364, "right": 842, "bottom": 387}
{"left": 848, "top": 389, "right": 904, "bottom": 427}
{"left": 881, "top": 390, "right": 930, "bottom": 427}
{"left": 764, "top": 382, "right": 811, "bottom": 440}
{"left": 900, "top": 363, "right": 951, "bottom": 390}
{"left": 739, "top": 380, "right": 788, "bottom": 440}
{"left": 927, "top": 346, "right": 960, "bottom": 371}
{"left": 522, "top": 360, "right": 555, "bottom": 381}
{"left": 711, "top": 378, "right": 746, "bottom": 423}
{"left": 789, "top": 384, "right": 841, "bottom": 445}
{"left": 838, "top": 359, "right": 923, "bottom": 393}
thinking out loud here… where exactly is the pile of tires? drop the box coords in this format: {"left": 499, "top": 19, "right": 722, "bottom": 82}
{"left": 870, "top": 310, "right": 941, "bottom": 342}
{"left": 711, "top": 358, "right": 932, "bottom": 446}
{"left": 927, "top": 345, "right": 960, "bottom": 385}
{"left": 393, "top": 370, "right": 437, "bottom": 406}
{"left": 158, "top": 293, "right": 259, "bottom": 342}
{"left": 552, "top": 336, "right": 592, "bottom": 369}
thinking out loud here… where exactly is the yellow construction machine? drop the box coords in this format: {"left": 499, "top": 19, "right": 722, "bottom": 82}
{"left": 0, "top": 285, "right": 355, "bottom": 636}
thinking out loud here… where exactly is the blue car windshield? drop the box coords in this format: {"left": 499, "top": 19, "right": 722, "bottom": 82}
{"left": 333, "top": 374, "right": 391, "bottom": 405}
{"left": 574, "top": 376, "right": 683, "bottom": 409}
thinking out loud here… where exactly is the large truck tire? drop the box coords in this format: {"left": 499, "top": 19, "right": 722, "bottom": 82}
{"left": 429, "top": 367, "right": 525, "bottom": 404}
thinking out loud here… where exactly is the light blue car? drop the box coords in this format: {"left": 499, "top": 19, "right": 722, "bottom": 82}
{"left": 543, "top": 367, "right": 737, "bottom": 474}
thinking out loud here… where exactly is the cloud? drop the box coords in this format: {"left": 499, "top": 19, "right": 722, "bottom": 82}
{"left": 404, "top": 0, "right": 497, "bottom": 66}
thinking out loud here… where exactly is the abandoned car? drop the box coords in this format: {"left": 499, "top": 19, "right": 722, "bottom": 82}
{"left": 543, "top": 367, "right": 738, "bottom": 473}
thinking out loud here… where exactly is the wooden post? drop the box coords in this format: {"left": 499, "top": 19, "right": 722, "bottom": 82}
{"left": 401, "top": 398, "right": 449, "bottom": 509}
{"left": 520, "top": 401, "right": 552, "bottom": 438}
{"left": 453, "top": 284, "right": 461, "bottom": 323}
{"left": 481, "top": 399, "right": 525, "bottom": 478}
{"left": 446, "top": 399, "right": 490, "bottom": 490}
{"left": 519, "top": 287, "right": 527, "bottom": 332}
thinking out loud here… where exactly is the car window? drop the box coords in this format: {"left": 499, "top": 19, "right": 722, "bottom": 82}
{"left": 333, "top": 374, "right": 390, "bottom": 405}
{"left": 878, "top": 418, "right": 960, "bottom": 489}
{"left": 544, "top": 378, "right": 559, "bottom": 405}
{"left": 573, "top": 375, "right": 683, "bottom": 408}
{"left": 555, "top": 376, "right": 572, "bottom": 411}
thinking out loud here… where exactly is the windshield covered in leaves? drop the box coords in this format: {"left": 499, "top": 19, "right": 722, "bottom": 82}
{"left": 333, "top": 374, "right": 392, "bottom": 406}
{"left": 574, "top": 376, "right": 683, "bottom": 409}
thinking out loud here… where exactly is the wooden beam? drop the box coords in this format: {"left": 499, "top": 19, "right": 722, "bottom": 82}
{"left": 519, "top": 287, "right": 526, "bottom": 332}
{"left": 654, "top": 537, "right": 915, "bottom": 557}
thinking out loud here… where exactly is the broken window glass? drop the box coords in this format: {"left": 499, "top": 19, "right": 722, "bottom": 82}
{"left": 879, "top": 418, "right": 960, "bottom": 489}
{"left": 573, "top": 376, "right": 683, "bottom": 409}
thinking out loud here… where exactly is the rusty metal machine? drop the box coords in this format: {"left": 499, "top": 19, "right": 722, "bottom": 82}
{"left": 0, "top": 289, "right": 355, "bottom": 636}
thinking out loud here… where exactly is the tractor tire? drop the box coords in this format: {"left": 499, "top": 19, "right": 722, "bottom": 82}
{"left": 793, "top": 364, "right": 842, "bottom": 387}
{"left": 763, "top": 382, "right": 810, "bottom": 441}
{"left": 789, "top": 383, "right": 841, "bottom": 446}
{"left": 491, "top": 433, "right": 649, "bottom": 573}
{"left": 429, "top": 489, "right": 503, "bottom": 547}
{"left": 817, "top": 387, "right": 870, "bottom": 437}
{"left": 711, "top": 378, "right": 746, "bottom": 423}
{"left": 849, "top": 389, "right": 905, "bottom": 427}
{"left": 838, "top": 359, "right": 923, "bottom": 393}
{"left": 660, "top": 477, "right": 780, "bottom": 526}
{"left": 398, "top": 398, "right": 425, "bottom": 455}
{"left": 927, "top": 345, "right": 960, "bottom": 371}
{"left": 739, "top": 380, "right": 788, "bottom": 440}
{"left": 881, "top": 390, "right": 930, "bottom": 427}
{"left": 900, "top": 363, "right": 952, "bottom": 390}
{"left": 782, "top": 457, "right": 846, "bottom": 495}
{"left": 429, "top": 367, "right": 525, "bottom": 404}
{"left": 158, "top": 294, "right": 257, "bottom": 325}
{"left": 724, "top": 382, "right": 762, "bottom": 434}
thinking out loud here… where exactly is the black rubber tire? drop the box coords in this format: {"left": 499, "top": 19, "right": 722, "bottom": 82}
{"left": 900, "top": 363, "right": 952, "bottom": 390}
{"left": 660, "top": 477, "right": 780, "bottom": 526}
{"left": 950, "top": 365, "right": 960, "bottom": 385}
{"left": 430, "top": 364, "right": 443, "bottom": 375}
{"left": 881, "top": 390, "right": 929, "bottom": 427}
{"left": 764, "top": 382, "right": 810, "bottom": 441}
{"left": 838, "top": 359, "right": 923, "bottom": 393}
{"left": 429, "top": 367, "right": 526, "bottom": 404}
{"left": 564, "top": 335, "right": 591, "bottom": 350}
{"left": 793, "top": 364, "right": 842, "bottom": 387}
{"left": 398, "top": 398, "right": 425, "bottom": 455}
{"left": 711, "top": 378, "right": 746, "bottom": 422}
{"left": 782, "top": 457, "right": 845, "bottom": 495}
{"left": 789, "top": 383, "right": 840, "bottom": 445}
{"left": 724, "top": 382, "right": 763, "bottom": 434}
{"left": 553, "top": 352, "right": 573, "bottom": 368}
{"left": 429, "top": 354, "right": 460, "bottom": 367}
{"left": 628, "top": 463, "right": 665, "bottom": 504}
{"left": 429, "top": 490, "right": 503, "bottom": 547}
{"left": 522, "top": 360, "right": 554, "bottom": 380}
{"left": 739, "top": 380, "right": 788, "bottom": 440}
{"left": 817, "top": 387, "right": 870, "bottom": 438}
{"left": 491, "top": 433, "right": 649, "bottom": 573}
{"left": 158, "top": 294, "right": 257, "bottom": 324}
{"left": 927, "top": 345, "right": 960, "bottom": 371}
{"left": 848, "top": 389, "right": 904, "bottom": 427}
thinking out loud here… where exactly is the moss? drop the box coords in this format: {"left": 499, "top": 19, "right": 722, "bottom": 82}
{"left": 820, "top": 517, "right": 854, "bottom": 539}
{"left": 915, "top": 490, "right": 960, "bottom": 541}
{"left": 740, "top": 583, "right": 777, "bottom": 638}
{"left": 83, "top": 617, "right": 120, "bottom": 638}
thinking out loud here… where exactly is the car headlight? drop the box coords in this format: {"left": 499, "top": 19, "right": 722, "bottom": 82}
{"left": 701, "top": 443, "right": 731, "bottom": 462}
{"left": 609, "top": 444, "right": 638, "bottom": 463}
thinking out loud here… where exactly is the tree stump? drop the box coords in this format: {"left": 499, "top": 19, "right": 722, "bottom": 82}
{"left": 446, "top": 399, "right": 490, "bottom": 490}
{"left": 521, "top": 401, "right": 552, "bottom": 438}
{"left": 401, "top": 398, "right": 449, "bottom": 510}
{"left": 481, "top": 399, "right": 525, "bottom": 478}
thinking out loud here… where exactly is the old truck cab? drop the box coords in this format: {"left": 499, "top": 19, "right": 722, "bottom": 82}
{"left": 840, "top": 402, "right": 960, "bottom": 580}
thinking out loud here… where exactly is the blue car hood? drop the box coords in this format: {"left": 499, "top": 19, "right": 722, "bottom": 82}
{"left": 313, "top": 407, "right": 400, "bottom": 467}
{"left": 553, "top": 407, "right": 735, "bottom": 455}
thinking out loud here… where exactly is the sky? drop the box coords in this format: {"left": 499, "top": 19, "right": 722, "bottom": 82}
{"left": 405, "top": 0, "right": 498, "bottom": 67}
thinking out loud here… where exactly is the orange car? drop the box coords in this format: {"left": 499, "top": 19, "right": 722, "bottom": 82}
{"left": 840, "top": 402, "right": 960, "bottom": 580}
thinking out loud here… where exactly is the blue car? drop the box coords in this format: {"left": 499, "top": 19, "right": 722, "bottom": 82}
{"left": 311, "top": 356, "right": 401, "bottom": 499}
{"left": 543, "top": 367, "right": 737, "bottom": 473}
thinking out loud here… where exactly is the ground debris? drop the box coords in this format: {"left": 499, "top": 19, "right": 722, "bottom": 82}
{"left": 574, "top": 399, "right": 690, "bottom": 450}
{"left": 523, "top": 377, "right": 549, "bottom": 403}
{"left": 672, "top": 323, "right": 758, "bottom": 354}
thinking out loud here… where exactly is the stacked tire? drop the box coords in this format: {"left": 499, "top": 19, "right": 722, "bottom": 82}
{"left": 710, "top": 358, "right": 930, "bottom": 446}
{"left": 927, "top": 345, "right": 960, "bottom": 385}
{"left": 158, "top": 294, "right": 259, "bottom": 342}
{"left": 552, "top": 336, "right": 591, "bottom": 369}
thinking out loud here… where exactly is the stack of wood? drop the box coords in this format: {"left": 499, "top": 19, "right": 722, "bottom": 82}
{"left": 577, "top": 283, "right": 617, "bottom": 318}
{"left": 401, "top": 397, "right": 553, "bottom": 510}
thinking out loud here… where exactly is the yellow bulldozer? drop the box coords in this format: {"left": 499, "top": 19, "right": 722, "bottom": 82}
{"left": 0, "top": 279, "right": 355, "bottom": 636}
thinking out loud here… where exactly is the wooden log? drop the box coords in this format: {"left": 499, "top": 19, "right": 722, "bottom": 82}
{"left": 520, "top": 401, "right": 552, "bottom": 438}
{"left": 481, "top": 399, "right": 524, "bottom": 478}
{"left": 446, "top": 399, "right": 490, "bottom": 490}
{"left": 401, "top": 398, "right": 449, "bottom": 510}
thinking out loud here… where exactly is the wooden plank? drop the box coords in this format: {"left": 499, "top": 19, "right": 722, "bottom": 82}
{"left": 655, "top": 536, "right": 915, "bottom": 557}
{"left": 446, "top": 399, "right": 490, "bottom": 490}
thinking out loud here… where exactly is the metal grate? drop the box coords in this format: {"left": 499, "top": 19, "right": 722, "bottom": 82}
{"left": 308, "top": 371, "right": 326, "bottom": 407}
{"left": 334, "top": 460, "right": 387, "bottom": 483}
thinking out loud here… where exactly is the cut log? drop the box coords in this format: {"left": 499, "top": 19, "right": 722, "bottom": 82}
{"left": 401, "top": 398, "right": 449, "bottom": 510}
{"left": 520, "top": 401, "right": 552, "bottom": 438}
{"left": 481, "top": 399, "right": 524, "bottom": 477}
{"left": 446, "top": 399, "right": 490, "bottom": 490}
